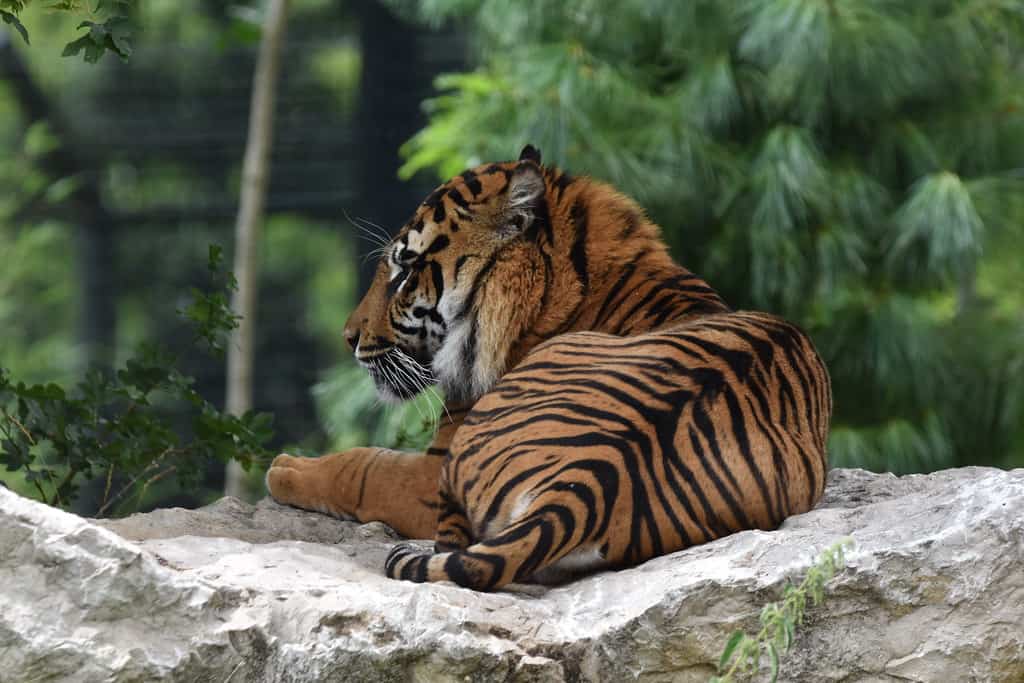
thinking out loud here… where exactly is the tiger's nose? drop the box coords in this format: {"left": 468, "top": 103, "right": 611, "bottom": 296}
{"left": 344, "top": 326, "right": 360, "bottom": 352}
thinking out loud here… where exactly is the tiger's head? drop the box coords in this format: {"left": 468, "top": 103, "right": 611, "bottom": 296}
{"left": 343, "top": 145, "right": 553, "bottom": 404}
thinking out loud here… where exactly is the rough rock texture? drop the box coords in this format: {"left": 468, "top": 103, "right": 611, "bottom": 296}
{"left": 1, "top": 467, "right": 1022, "bottom": 682}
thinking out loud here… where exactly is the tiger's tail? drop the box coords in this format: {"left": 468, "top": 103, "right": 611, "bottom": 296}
{"left": 385, "top": 511, "right": 582, "bottom": 591}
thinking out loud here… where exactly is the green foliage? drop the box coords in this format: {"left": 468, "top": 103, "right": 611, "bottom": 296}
{"left": 0, "top": 221, "right": 79, "bottom": 386}
{"left": 0, "top": 122, "right": 80, "bottom": 386}
{"left": 2, "top": 0, "right": 135, "bottom": 60}
{"left": 314, "top": 362, "right": 441, "bottom": 453}
{"left": 1, "top": 120, "right": 64, "bottom": 217}
{"left": 712, "top": 539, "right": 854, "bottom": 683}
{"left": 1, "top": 3, "right": 30, "bottom": 44}
{"left": 0, "top": 246, "right": 274, "bottom": 513}
{"left": 178, "top": 245, "right": 242, "bottom": 356}
{"left": 309, "top": 42, "right": 362, "bottom": 114}
{"left": 4, "top": 2, "right": 369, "bottom": 483}
{"left": 393, "top": 0, "right": 1024, "bottom": 472}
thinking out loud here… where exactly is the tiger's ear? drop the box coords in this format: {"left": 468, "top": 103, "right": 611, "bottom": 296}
{"left": 519, "top": 144, "right": 542, "bottom": 165}
{"left": 502, "top": 162, "right": 545, "bottom": 236}
{"left": 507, "top": 162, "right": 544, "bottom": 211}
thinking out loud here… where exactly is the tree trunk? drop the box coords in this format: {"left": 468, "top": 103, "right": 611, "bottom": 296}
{"left": 224, "top": 0, "right": 289, "bottom": 500}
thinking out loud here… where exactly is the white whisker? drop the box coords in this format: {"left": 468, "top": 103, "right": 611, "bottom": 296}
{"left": 353, "top": 215, "right": 392, "bottom": 235}
{"left": 390, "top": 347, "right": 443, "bottom": 434}
{"left": 426, "top": 385, "right": 452, "bottom": 424}
{"left": 362, "top": 243, "right": 391, "bottom": 265}
{"left": 398, "top": 357, "right": 437, "bottom": 434}
{"left": 372, "top": 356, "right": 402, "bottom": 402}
{"left": 352, "top": 215, "right": 394, "bottom": 246}
{"left": 343, "top": 209, "right": 392, "bottom": 247}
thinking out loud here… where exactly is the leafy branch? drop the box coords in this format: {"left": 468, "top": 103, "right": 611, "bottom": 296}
{"left": 2, "top": 0, "right": 135, "bottom": 61}
{"left": 712, "top": 539, "right": 854, "bottom": 683}
{"left": 0, "top": 245, "right": 274, "bottom": 512}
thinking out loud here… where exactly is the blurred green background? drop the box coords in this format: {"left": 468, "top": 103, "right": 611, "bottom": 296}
{"left": 1, "top": 0, "right": 1022, "bottom": 514}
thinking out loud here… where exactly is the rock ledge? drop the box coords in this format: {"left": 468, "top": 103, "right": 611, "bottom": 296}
{"left": 1, "top": 467, "right": 1023, "bottom": 682}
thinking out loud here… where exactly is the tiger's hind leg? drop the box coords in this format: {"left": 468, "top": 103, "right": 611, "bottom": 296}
{"left": 385, "top": 510, "right": 591, "bottom": 591}
{"left": 433, "top": 492, "right": 473, "bottom": 553}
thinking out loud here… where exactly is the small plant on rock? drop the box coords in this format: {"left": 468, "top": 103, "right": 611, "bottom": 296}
{"left": 712, "top": 539, "right": 854, "bottom": 683}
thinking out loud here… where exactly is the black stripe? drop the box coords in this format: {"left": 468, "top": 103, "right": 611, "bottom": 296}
{"left": 560, "top": 459, "right": 620, "bottom": 538}
{"left": 461, "top": 170, "right": 482, "bottom": 196}
{"left": 698, "top": 320, "right": 777, "bottom": 369}
{"left": 534, "top": 243, "right": 555, "bottom": 324}
{"left": 690, "top": 401, "right": 747, "bottom": 512}
{"left": 614, "top": 283, "right": 665, "bottom": 333}
{"left": 445, "top": 550, "right": 505, "bottom": 590}
{"left": 687, "top": 424, "right": 754, "bottom": 530}
{"left": 743, "top": 394, "right": 795, "bottom": 515}
{"left": 445, "top": 187, "right": 467, "bottom": 211}
{"left": 652, "top": 409, "right": 720, "bottom": 541}
{"left": 722, "top": 387, "right": 778, "bottom": 526}
{"left": 481, "top": 163, "right": 510, "bottom": 177}
{"left": 508, "top": 382, "right": 672, "bottom": 558}
{"left": 478, "top": 461, "right": 561, "bottom": 530}
{"left": 456, "top": 254, "right": 498, "bottom": 320}
{"left": 521, "top": 509, "right": 575, "bottom": 578}
{"left": 618, "top": 208, "right": 639, "bottom": 238}
{"left": 677, "top": 334, "right": 754, "bottom": 382}
{"left": 552, "top": 170, "right": 574, "bottom": 199}
{"left": 356, "top": 460, "right": 372, "bottom": 508}
{"left": 569, "top": 199, "right": 590, "bottom": 296}
{"left": 425, "top": 234, "right": 451, "bottom": 254}
{"left": 504, "top": 429, "right": 652, "bottom": 556}
{"left": 545, "top": 482, "right": 597, "bottom": 546}
{"left": 453, "top": 254, "right": 475, "bottom": 280}
{"left": 759, "top": 317, "right": 819, "bottom": 432}
{"left": 389, "top": 316, "right": 419, "bottom": 336}
{"left": 593, "top": 260, "right": 639, "bottom": 328}
{"left": 385, "top": 270, "right": 407, "bottom": 298}
{"left": 429, "top": 260, "right": 445, "bottom": 303}
{"left": 422, "top": 188, "right": 444, "bottom": 207}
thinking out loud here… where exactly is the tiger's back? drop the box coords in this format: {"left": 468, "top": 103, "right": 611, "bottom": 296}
{"left": 437, "top": 311, "right": 829, "bottom": 583}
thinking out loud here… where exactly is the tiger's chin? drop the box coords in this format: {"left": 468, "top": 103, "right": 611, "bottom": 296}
{"left": 363, "top": 350, "right": 437, "bottom": 404}
{"left": 370, "top": 377, "right": 422, "bottom": 404}
{"left": 430, "top": 313, "right": 515, "bottom": 406}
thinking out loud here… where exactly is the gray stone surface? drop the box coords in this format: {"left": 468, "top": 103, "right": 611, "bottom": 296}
{"left": 1, "top": 467, "right": 1023, "bottom": 682}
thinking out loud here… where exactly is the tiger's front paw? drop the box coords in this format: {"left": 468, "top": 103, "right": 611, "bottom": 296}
{"left": 265, "top": 453, "right": 311, "bottom": 506}
{"left": 265, "top": 450, "right": 366, "bottom": 520}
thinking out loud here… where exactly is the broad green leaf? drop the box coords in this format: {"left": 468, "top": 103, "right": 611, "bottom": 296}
{"left": 62, "top": 34, "right": 104, "bottom": 62}
{"left": 0, "top": 9, "right": 29, "bottom": 44}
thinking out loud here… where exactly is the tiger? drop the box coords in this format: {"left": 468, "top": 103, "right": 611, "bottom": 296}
{"left": 266, "top": 145, "right": 831, "bottom": 591}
